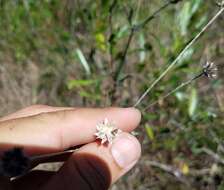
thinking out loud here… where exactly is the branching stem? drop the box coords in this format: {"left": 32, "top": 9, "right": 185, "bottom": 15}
{"left": 134, "top": 7, "right": 224, "bottom": 107}
{"left": 113, "top": 0, "right": 174, "bottom": 82}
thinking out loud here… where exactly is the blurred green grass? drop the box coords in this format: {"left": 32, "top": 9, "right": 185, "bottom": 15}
{"left": 0, "top": 0, "right": 224, "bottom": 189}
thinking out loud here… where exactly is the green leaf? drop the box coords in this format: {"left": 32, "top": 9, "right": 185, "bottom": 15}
{"left": 177, "top": 0, "right": 202, "bottom": 36}
{"left": 175, "top": 92, "right": 186, "bottom": 102}
{"left": 75, "top": 49, "right": 91, "bottom": 75}
{"left": 188, "top": 88, "right": 198, "bottom": 117}
{"left": 178, "top": 2, "right": 191, "bottom": 36}
{"left": 116, "top": 25, "right": 129, "bottom": 39}
{"left": 138, "top": 33, "right": 146, "bottom": 63}
{"left": 95, "top": 33, "right": 106, "bottom": 51}
{"left": 67, "top": 79, "right": 97, "bottom": 90}
{"left": 190, "top": 0, "right": 202, "bottom": 15}
{"left": 145, "top": 124, "right": 154, "bottom": 141}
{"left": 195, "top": 15, "right": 207, "bottom": 29}
{"left": 180, "top": 48, "right": 194, "bottom": 64}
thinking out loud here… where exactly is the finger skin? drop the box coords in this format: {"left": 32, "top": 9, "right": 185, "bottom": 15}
{"left": 0, "top": 107, "right": 141, "bottom": 155}
{"left": 10, "top": 134, "right": 141, "bottom": 190}
{"left": 0, "top": 106, "right": 142, "bottom": 190}
{"left": 41, "top": 133, "right": 141, "bottom": 190}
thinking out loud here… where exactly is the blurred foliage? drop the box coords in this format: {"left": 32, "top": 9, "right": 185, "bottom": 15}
{"left": 0, "top": 0, "right": 224, "bottom": 189}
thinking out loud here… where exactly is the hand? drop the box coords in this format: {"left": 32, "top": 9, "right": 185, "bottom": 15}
{"left": 0, "top": 105, "right": 141, "bottom": 190}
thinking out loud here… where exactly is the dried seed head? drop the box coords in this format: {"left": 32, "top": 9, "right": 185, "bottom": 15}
{"left": 216, "top": 0, "right": 224, "bottom": 7}
{"left": 0, "top": 148, "right": 30, "bottom": 177}
{"left": 95, "top": 118, "right": 122, "bottom": 145}
{"left": 203, "top": 61, "right": 218, "bottom": 79}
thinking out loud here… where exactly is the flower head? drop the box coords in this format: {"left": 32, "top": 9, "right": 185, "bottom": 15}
{"left": 216, "top": 0, "right": 224, "bottom": 7}
{"left": 203, "top": 61, "right": 218, "bottom": 79}
{"left": 95, "top": 118, "right": 122, "bottom": 145}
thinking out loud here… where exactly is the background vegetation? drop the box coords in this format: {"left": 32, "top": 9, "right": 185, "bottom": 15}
{"left": 0, "top": 0, "right": 224, "bottom": 189}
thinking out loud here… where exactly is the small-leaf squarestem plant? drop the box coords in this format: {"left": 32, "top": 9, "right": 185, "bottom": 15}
{"left": 133, "top": 5, "right": 224, "bottom": 108}
{"left": 143, "top": 61, "right": 218, "bottom": 110}
{"left": 0, "top": 1, "right": 223, "bottom": 180}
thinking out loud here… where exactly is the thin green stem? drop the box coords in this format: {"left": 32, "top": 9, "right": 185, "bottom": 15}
{"left": 113, "top": 27, "right": 135, "bottom": 81}
{"left": 108, "top": 0, "right": 117, "bottom": 70}
{"left": 135, "top": 0, "right": 171, "bottom": 30}
{"left": 144, "top": 72, "right": 204, "bottom": 110}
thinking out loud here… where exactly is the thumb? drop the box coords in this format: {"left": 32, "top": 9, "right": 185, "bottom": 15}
{"left": 42, "top": 133, "right": 141, "bottom": 190}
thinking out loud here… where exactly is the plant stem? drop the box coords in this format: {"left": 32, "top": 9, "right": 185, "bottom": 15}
{"left": 108, "top": 0, "right": 117, "bottom": 70}
{"left": 110, "top": 1, "right": 176, "bottom": 104}
{"left": 135, "top": 0, "right": 171, "bottom": 30}
{"left": 113, "top": 27, "right": 135, "bottom": 81}
{"left": 113, "top": 0, "right": 174, "bottom": 82}
{"left": 144, "top": 72, "right": 204, "bottom": 110}
{"left": 134, "top": 7, "right": 224, "bottom": 107}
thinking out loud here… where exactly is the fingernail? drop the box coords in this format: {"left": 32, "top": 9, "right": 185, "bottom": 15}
{"left": 111, "top": 133, "right": 141, "bottom": 168}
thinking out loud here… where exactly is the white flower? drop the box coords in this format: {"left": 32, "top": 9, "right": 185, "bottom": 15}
{"left": 95, "top": 118, "right": 122, "bottom": 145}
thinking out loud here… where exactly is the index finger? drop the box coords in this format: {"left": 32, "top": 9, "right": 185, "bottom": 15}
{"left": 0, "top": 107, "right": 141, "bottom": 155}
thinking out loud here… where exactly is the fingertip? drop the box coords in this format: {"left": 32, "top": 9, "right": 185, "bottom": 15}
{"left": 99, "top": 107, "right": 142, "bottom": 131}
{"left": 111, "top": 133, "right": 141, "bottom": 169}
{"left": 119, "top": 107, "right": 141, "bottom": 130}
{"left": 125, "top": 107, "right": 142, "bottom": 125}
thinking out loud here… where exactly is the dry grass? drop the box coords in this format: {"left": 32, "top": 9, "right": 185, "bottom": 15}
{"left": 0, "top": 59, "right": 39, "bottom": 116}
